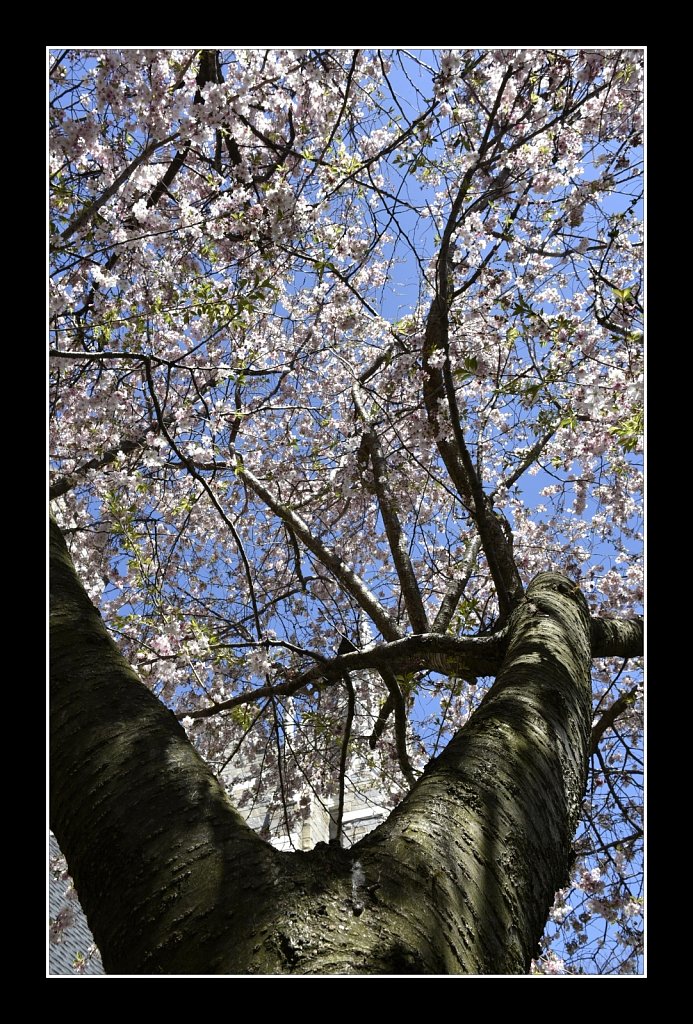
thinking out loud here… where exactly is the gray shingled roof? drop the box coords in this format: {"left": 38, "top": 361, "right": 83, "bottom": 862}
{"left": 49, "top": 834, "right": 104, "bottom": 976}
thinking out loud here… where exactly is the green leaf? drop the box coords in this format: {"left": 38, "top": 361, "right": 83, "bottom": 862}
{"left": 608, "top": 409, "right": 643, "bottom": 453}
{"left": 512, "top": 295, "right": 536, "bottom": 317}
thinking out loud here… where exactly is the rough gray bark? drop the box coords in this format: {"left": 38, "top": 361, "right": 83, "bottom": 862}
{"left": 50, "top": 515, "right": 642, "bottom": 975}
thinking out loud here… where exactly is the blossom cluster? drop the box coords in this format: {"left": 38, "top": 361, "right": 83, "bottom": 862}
{"left": 50, "top": 48, "right": 643, "bottom": 974}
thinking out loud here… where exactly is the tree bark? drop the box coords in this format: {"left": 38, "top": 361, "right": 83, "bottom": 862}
{"left": 50, "top": 513, "right": 279, "bottom": 974}
{"left": 50, "top": 515, "right": 631, "bottom": 974}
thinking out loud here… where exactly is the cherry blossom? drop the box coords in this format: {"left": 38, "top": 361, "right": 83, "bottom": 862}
{"left": 50, "top": 48, "right": 643, "bottom": 975}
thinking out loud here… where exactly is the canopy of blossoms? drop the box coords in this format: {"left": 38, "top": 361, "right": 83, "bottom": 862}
{"left": 50, "top": 48, "right": 643, "bottom": 974}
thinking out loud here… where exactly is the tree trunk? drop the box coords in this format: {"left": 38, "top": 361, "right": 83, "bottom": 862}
{"left": 51, "top": 515, "right": 595, "bottom": 974}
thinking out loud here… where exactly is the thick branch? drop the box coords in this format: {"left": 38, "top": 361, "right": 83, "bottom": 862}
{"left": 191, "top": 611, "right": 642, "bottom": 722}
{"left": 146, "top": 50, "right": 236, "bottom": 207}
{"left": 182, "top": 630, "right": 509, "bottom": 722}
{"left": 368, "top": 693, "right": 394, "bottom": 750}
{"left": 180, "top": 673, "right": 315, "bottom": 720}
{"left": 590, "top": 616, "right": 643, "bottom": 659}
{"left": 298, "top": 630, "right": 508, "bottom": 688}
{"left": 146, "top": 142, "right": 191, "bottom": 208}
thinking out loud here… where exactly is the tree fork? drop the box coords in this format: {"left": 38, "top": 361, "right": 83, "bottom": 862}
{"left": 52, "top": 512, "right": 617, "bottom": 973}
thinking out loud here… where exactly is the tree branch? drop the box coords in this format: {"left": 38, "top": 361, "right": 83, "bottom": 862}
{"left": 589, "top": 685, "right": 640, "bottom": 757}
{"left": 59, "top": 135, "right": 176, "bottom": 243}
{"left": 181, "top": 630, "right": 509, "bottom": 722}
{"left": 431, "top": 536, "right": 482, "bottom": 634}
{"left": 142, "top": 358, "right": 263, "bottom": 639}
{"left": 423, "top": 275, "right": 524, "bottom": 619}
{"left": 50, "top": 432, "right": 156, "bottom": 500}
{"left": 297, "top": 630, "right": 509, "bottom": 688}
{"left": 591, "top": 616, "right": 643, "bottom": 659}
{"left": 180, "top": 610, "right": 642, "bottom": 724}
{"left": 238, "top": 462, "right": 403, "bottom": 642}
{"left": 493, "top": 426, "right": 559, "bottom": 497}
{"left": 368, "top": 693, "right": 394, "bottom": 750}
{"left": 333, "top": 672, "right": 356, "bottom": 845}
{"left": 379, "top": 665, "right": 417, "bottom": 787}
{"left": 352, "top": 384, "right": 428, "bottom": 633}
{"left": 419, "top": 73, "right": 524, "bottom": 620}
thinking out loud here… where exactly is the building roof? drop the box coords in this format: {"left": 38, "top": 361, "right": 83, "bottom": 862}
{"left": 49, "top": 834, "right": 104, "bottom": 976}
